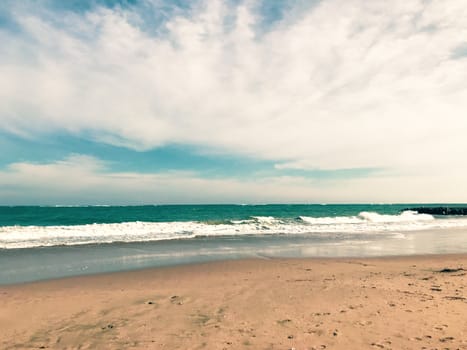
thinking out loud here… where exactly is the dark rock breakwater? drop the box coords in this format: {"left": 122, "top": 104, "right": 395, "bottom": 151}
{"left": 407, "top": 207, "right": 467, "bottom": 215}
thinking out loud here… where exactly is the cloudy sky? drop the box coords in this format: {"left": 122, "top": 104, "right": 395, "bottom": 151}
{"left": 1, "top": 0, "right": 467, "bottom": 204}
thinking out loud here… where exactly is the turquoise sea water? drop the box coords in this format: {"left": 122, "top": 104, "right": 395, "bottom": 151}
{"left": 0, "top": 204, "right": 413, "bottom": 226}
{"left": 1, "top": 204, "right": 467, "bottom": 284}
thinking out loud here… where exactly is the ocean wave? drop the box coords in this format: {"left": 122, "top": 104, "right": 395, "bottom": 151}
{"left": 358, "top": 210, "right": 434, "bottom": 222}
{"left": 1, "top": 211, "right": 467, "bottom": 249}
{"left": 299, "top": 210, "right": 434, "bottom": 225}
{"left": 251, "top": 216, "right": 282, "bottom": 223}
{"left": 298, "top": 216, "right": 362, "bottom": 225}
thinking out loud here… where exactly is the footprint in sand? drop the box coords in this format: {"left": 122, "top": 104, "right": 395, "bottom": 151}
{"left": 169, "top": 295, "right": 189, "bottom": 305}
{"left": 370, "top": 342, "right": 385, "bottom": 348}
{"left": 433, "top": 324, "right": 448, "bottom": 331}
{"left": 439, "top": 336, "right": 455, "bottom": 342}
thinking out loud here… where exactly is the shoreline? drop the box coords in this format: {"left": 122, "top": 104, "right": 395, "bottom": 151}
{"left": 2, "top": 225, "right": 467, "bottom": 285}
{"left": 1, "top": 250, "right": 466, "bottom": 288}
{"left": 1, "top": 254, "right": 466, "bottom": 349}
{"left": 2, "top": 252, "right": 467, "bottom": 287}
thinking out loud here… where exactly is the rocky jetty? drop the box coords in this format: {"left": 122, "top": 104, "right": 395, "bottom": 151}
{"left": 407, "top": 207, "right": 467, "bottom": 215}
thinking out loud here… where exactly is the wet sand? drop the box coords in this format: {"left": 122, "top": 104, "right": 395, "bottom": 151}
{"left": 0, "top": 254, "right": 466, "bottom": 349}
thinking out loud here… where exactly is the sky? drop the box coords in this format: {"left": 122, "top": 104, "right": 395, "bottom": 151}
{"left": 1, "top": 0, "right": 467, "bottom": 204}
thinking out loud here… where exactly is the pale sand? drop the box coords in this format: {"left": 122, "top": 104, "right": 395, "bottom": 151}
{"left": 0, "top": 255, "right": 466, "bottom": 350}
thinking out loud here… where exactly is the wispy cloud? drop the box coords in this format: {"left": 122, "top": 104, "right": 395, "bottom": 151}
{"left": 0, "top": 155, "right": 321, "bottom": 204}
{"left": 0, "top": 155, "right": 465, "bottom": 205}
{"left": 1, "top": 0, "right": 467, "bottom": 202}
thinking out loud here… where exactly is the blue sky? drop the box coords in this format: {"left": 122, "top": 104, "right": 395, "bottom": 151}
{"left": 1, "top": 0, "right": 467, "bottom": 204}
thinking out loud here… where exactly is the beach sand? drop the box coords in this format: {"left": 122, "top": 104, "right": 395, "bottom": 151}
{"left": 0, "top": 255, "right": 466, "bottom": 349}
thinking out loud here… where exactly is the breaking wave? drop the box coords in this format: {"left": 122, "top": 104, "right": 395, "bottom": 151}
{"left": 1, "top": 211, "right": 467, "bottom": 249}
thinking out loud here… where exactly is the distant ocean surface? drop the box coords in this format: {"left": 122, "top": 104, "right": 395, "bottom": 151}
{"left": 1, "top": 204, "right": 467, "bottom": 284}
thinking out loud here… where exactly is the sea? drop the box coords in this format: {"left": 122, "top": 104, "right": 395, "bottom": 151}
{"left": 1, "top": 204, "right": 467, "bottom": 285}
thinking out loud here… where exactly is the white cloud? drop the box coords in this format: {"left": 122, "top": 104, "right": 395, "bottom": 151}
{"left": 1, "top": 0, "right": 467, "bottom": 185}
{"left": 1, "top": 155, "right": 466, "bottom": 204}
{"left": 0, "top": 155, "right": 321, "bottom": 204}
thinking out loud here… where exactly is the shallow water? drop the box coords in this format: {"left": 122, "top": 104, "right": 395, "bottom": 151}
{"left": 1, "top": 227, "right": 466, "bottom": 285}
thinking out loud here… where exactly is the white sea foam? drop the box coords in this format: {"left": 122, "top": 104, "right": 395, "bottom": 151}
{"left": 1, "top": 211, "right": 467, "bottom": 249}
{"left": 299, "top": 210, "right": 434, "bottom": 225}
{"left": 358, "top": 210, "right": 434, "bottom": 222}
{"left": 230, "top": 219, "right": 255, "bottom": 224}
{"left": 251, "top": 216, "right": 280, "bottom": 223}
{"left": 299, "top": 216, "right": 362, "bottom": 224}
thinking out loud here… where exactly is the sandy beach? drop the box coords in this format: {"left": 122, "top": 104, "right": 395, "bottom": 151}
{"left": 1, "top": 254, "right": 466, "bottom": 350}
